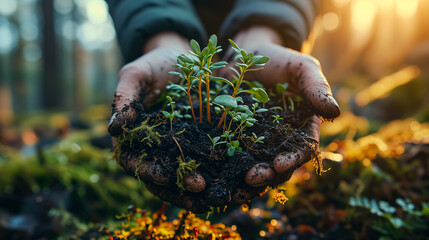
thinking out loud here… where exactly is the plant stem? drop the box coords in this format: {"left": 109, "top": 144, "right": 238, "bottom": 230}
{"left": 205, "top": 56, "right": 213, "bottom": 123}
{"left": 206, "top": 74, "right": 211, "bottom": 122}
{"left": 217, "top": 66, "right": 247, "bottom": 127}
{"left": 218, "top": 107, "right": 229, "bottom": 127}
{"left": 198, "top": 75, "right": 203, "bottom": 123}
{"left": 187, "top": 91, "right": 196, "bottom": 122}
{"left": 233, "top": 121, "right": 245, "bottom": 135}
{"left": 185, "top": 75, "right": 196, "bottom": 122}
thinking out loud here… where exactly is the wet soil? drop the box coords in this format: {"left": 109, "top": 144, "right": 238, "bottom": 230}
{"left": 116, "top": 95, "right": 317, "bottom": 213}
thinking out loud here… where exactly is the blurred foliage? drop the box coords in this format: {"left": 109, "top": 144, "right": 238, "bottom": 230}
{"left": 100, "top": 206, "right": 241, "bottom": 240}
{"left": 1, "top": 105, "right": 429, "bottom": 239}
{"left": 0, "top": 106, "right": 160, "bottom": 239}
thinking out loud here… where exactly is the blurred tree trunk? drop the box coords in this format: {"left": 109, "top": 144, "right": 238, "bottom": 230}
{"left": 40, "top": 0, "right": 62, "bottom": 109}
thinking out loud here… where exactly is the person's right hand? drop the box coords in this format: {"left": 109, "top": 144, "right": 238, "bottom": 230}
{"left": 108, "top": 33, "right": 213, "bottom": 212}
{"left": 108, "top": 47, "right": 180, "bottom": 136}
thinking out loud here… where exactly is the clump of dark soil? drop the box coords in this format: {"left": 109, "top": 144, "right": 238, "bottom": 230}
{"left": 115, "top": 94, "right": 318, "bottom": 213}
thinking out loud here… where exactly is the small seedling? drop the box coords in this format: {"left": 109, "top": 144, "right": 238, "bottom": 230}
{"left": 207, "top": 134, "right": 227, "bottom": 151}
{"left": 276, "top": 83, "right": 289, "bottom": 110}
{"left": 162, "top": 96, "right": 180, "bottom": 131}
{"left": 247, "top": 132, "right": 265, "bottom": 149}
{"left": 272, "top": 115, "right": 283, "bottom": 124}
{"left": 226, "top": 141, "right": 242, "bottom": 157}
{"left": 216, "top": 39, "right": 270, "bottom": 127}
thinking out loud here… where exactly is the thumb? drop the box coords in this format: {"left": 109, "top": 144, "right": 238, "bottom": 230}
{"left": 298, "top": 56, "right": 340, "bottom": 119}
{"left": 108, "top": 63, "right": 150, "bottom": 136}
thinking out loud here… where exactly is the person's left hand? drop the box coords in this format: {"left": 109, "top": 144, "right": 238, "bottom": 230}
{"left": 218, "top": 26, "right": 340, "bottom": 204}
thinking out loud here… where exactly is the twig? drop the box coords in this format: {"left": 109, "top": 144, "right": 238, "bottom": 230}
{"left": 172, "top": 136, "right": 185, "bottom": 161}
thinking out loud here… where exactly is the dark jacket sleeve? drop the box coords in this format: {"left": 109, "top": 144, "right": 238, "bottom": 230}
{"left": 219, "top": 0, "right": 319, "bottom": 51}
{"left": 106, "top": 0, "right": 206, "bottom": 63}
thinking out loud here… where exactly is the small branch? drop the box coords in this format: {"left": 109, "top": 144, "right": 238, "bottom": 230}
{"left": 172, "top": 135, "right": 185, "bottom": 161}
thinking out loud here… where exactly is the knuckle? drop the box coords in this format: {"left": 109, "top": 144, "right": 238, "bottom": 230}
{"left": 118, "top": 62, "right": 150, "bottom": 82}
{"left": 300, "top": 54, "right": 321, "bottom": 69}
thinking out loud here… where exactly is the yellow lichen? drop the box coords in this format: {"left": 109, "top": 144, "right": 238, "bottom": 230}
{"left": 176, "top": 156, "right": 200, "bottom": 191}
{"left": 102, "top": 208, "right": 241, "bottom": 240}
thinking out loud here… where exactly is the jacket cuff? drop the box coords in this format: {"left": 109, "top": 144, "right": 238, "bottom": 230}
{"left": 108, "top": 0, "right": 206, "bottom": 63}
{"left": 219, "top": 0, "right": 316, "bottom": 51}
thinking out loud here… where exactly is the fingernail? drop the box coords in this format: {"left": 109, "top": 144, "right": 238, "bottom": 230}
{"left": 326, "top": 95, "right": 340, "bottom": 118}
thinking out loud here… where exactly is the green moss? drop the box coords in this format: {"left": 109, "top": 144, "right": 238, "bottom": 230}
{"left": 120, "top": 117, "right": 162, "bottom": 148}
{"left": 176, "top": 156, "right": 200, "bottom": 191}
{"left": 114, "top": 118, "right": 162, "bottom": 163}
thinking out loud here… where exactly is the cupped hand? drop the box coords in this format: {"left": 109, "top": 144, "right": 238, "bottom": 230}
{"left": 109, "top": 33, "right": 211, "bottom": 211}
{"left": 108, "top": 47, "right": 180, "bottom": 136}
{"left": 218, "top": 26, "right": 340, "bottom": 203}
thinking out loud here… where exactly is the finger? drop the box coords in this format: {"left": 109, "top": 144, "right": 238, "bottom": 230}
{"left": 245, "top": 163, "right": 275, "bottom": 187}
{"left": 183, "top": 173, "right": 206, "bottom": 192}
{"left": 118, "top": 152, "right": 171, "bottom": 186}
{"left": 273, "top": 148, "right": 312, "bottom": 175}
{"left": 138, "top": 161, "right": 171, "bottom": 186}
{"left": 108, "top": 62, "right": 150, "bottom": 136}
{"left": 302, "top": 115, "right": 321, "bottom": 142}
{"left": 245, "top": 45, "right": 340, "bottom": 119}
{"left": 298, "top": 60, "right": 340, "bottom": 119}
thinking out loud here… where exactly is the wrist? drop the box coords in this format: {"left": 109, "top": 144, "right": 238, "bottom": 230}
{"left": 231, "top": 25, "right": 283, "bottom": 52}
{"left": 143, "top": 32, "right": 190, "bottom": 54}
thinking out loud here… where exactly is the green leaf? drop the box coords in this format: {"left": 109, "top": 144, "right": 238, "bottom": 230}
{"left": 235, "top": 62, "right": 248, "bottom": 68}
{"left": 166, "top": 84, "right": 186, "bottom": 92}
{"left": 201, "top": 47, "right": 209, "bottom": 57}
{"left": 209, "top": 34, "right": 217, "bottom": 47}
{"left": 228, "top": 39, "right": 239, "bottom": 50}
{"left": 246, "top": 117, "right": 257, "bottom": 123}
{"left": 162, "top": 111, "right": 170, "bottom": 117}
{"left": 213, "top": 136, "right": 220, "bottom": 144}
{"left": 245, "top": 122, "right": 254, "bottom": 127}
{"left": 238, "top": 88, "right": 269, "bottom": 103}
{"left": 209, "top": 76, "right": 234, "bottom": 88}
{"left": 184, "top": 114, "right": 192, "bottom": 119}
{"left": 168, "top": 71, "right": 183, "bottom": 78}
{"left": 256, "top": 108, "right": 268, "bottom": 113}
{"left": 189, "top": 54, "right": 200, "bottom": 64}
{"left": 237, "top": 105, "right": 248, "bottom": 112}
{"left": 190, "top": 39, "right": 201, "bottom": 54}
{"left": 252, "top": 56, "right": 270, "bottom": 65}
{"left": 214, "top": 95, "right": 238, "bottom": 108}
{"left": 227, "top": 147, "right": 236, "bottom": 156}
{"left": 191, "top": 78, "right": 200, "bottom": 85}
{"left": 178, "top": 66, "right": 190, "bottom": 75}
{"left": 229, "top": 67, "right": 240, "bottom": 78}
{"left": 234, "top": 54, "right": 243, "bottom": 61}
{"left": 178, "top": 54, "right": 193, "bottom": 64}
{"left": 202, "top": 66, "right": 212, "bottom": 74}
{"left": 212, "top": 61, "right": 227, "bottom": 67}
{"left": 214, "top": 106, "right": 222, "bottom": 114}
{"left": 240, "top": 49, "right": 247, "bottom": 61}
{"left": 276, "top": 83, "right": 289, "bottom": 94}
